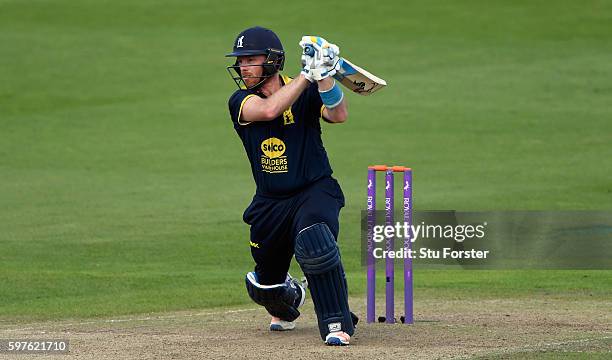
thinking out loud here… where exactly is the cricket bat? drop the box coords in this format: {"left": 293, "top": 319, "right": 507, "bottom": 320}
{"left": 303, "top": 44, "right": 387, "bottom": 95}
{"left": 332, "top": 58, "right": 387, "bottom": 95}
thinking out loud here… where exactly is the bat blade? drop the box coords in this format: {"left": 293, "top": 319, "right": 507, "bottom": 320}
{"left": 333, "top": 58, "right": 387, "bottom": 96}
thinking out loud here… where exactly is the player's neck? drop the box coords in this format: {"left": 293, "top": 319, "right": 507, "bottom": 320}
{"left": 259, "top": 74, "right": 282, "bottom": 97}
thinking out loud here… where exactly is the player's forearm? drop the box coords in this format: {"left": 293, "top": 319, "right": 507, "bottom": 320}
{"left": 317, "top": 77, "right": 335, "bottom": 92}
{"left": 323, "top": 101, "right": 348, "bottom": 123}
{"left": 263, "top": 75, "right": 310, "bottom": 118}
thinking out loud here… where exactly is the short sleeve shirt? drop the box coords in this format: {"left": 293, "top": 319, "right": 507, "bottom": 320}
{"left": 228, "top": 74, "right": 333, "bottom": 197}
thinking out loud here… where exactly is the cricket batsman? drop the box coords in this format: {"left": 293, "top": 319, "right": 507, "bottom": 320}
{"left": 226, "top": 26, "right": 357, "bottom": 346}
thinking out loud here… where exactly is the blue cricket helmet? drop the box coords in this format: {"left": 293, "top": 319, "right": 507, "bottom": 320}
{"left": 226, "top": 26, "right": 284, "bottom": 58}
{"left": 226, "top": 26, "right": 285, "bottom": 90}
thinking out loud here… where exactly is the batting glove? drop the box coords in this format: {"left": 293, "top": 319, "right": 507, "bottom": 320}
{"left": 301, "top": 67, "right": 315, "bottom": 83}
{"left": 299, "top": 36, "right": 341, "bottom": 81}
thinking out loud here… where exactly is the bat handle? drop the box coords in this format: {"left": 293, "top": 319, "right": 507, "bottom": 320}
{"left": 332, "top": 58, "right": 345, "bottom": 80}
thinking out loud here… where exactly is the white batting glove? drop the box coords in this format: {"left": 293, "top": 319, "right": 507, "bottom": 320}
{"left": 299, "top": 36, "right": 341, "bottom": 81}
{"left": 307, "top": 61, "right": 341, "bottom": 81}
{"left": 299, "top": 36, "right": 340, "bottom": 67}
{"left": 301, "top": 67, "right": 315, "bottom": 83}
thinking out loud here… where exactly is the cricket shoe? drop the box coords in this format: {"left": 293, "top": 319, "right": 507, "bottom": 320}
{"left": 324, "top": 331, "right": 351, "bottom": 346}
{"left": 270, "top": 316, "right": 296, "bottom": 331}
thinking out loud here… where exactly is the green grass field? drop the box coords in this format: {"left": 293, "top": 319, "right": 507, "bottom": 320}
{"left": 1, "top": 0, "right": 610, "bottom": 331}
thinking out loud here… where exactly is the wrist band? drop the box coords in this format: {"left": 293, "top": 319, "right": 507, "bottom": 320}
{"left": 319, "top": 81, "right": 344, "bottom": 109}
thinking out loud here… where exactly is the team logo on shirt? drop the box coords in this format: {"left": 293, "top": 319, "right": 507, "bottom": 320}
{"left": 283, "top": 108, "right": 294, "bottom": 125}
{"left": 260, "top": 137, "right": 288, "bottom": 173}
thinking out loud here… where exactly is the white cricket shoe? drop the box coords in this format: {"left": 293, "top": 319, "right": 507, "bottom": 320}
{"left": 270, "top": 316, "right": 296, "bottom": 331}
{"left": 324, "top": 331, "right": 351, "bottom": 346}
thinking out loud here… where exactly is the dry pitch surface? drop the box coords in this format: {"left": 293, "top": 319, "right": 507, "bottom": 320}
{"left": 0, "top": 297, "right": 609, "bottom": 359}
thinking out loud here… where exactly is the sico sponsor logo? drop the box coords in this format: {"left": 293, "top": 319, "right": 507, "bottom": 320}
{"left": 261, "top": 137, "right": 286, "bottom": 158}
{"left": 260, "top": 137, "right": 288, "bottom": 173}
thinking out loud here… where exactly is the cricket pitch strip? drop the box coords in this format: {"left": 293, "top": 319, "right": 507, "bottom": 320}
{"left": 0, "top": 296, "right": 609, "bottom": 359}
